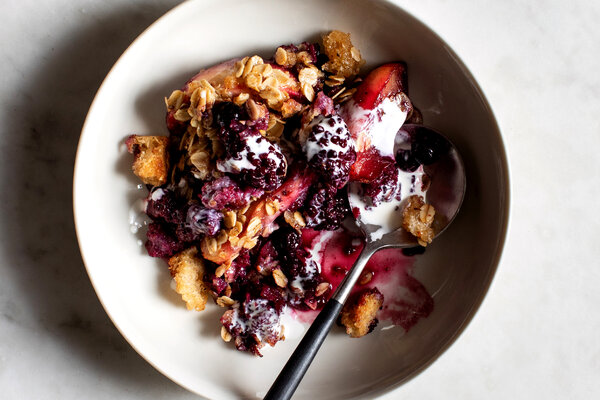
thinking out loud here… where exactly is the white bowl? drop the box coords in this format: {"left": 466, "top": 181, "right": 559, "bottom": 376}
{"left": 73, "top": 0, "right": 509, "bottom": 398}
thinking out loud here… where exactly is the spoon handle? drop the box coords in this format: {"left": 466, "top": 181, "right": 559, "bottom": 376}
{"left": 264, "top": 245, "right": 376, "bottom": 400}
{"left": 263, "top": 299, "right": 343, "bottom": 400}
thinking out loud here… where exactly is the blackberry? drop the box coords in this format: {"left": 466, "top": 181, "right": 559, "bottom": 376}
{"left": 146, "top": 187, "right": 183, "bottom": 224}
{"left": 145, "top": 222, "right": 184, "bottom": 258}
{"left": 302, "top": 114, "right": 356, "bottom": 189}
{"left": 217, "top": 132, "right": 287, "bottom": 191}
{"left": 304, "top": 184, "right": 351, "bottom": 230}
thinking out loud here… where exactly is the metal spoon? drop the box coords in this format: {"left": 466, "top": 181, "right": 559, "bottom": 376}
{"left": 264, "top": 124, "right": 466, "bottom": 400}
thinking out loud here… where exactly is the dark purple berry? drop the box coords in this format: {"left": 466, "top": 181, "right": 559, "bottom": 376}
{"left": 303, "top": 184, "right": 350, "bottom": 230}
{"left": 217, "top": 132, "right": 287, "bottom": 191}
{"left": 146, "top": 188, "right": 183, "bottom": 224}
{"left": 175, "top": 224, "right": 201, "bottom": 244}
{"left": 259, "top": 285, "right": 286, "bottom": 312}
{"left": 186, "top": 203, "right": 222, "bottom": 236}
{"left": 213, "top": 101, "right": 269, "bottom": 152}
{"left": 273, "top": 227, "right": 301, "bottom": 253}
{"left": 212, "top": 101, "right": 287, "bottom": 191}
{"left": 395, "top": 148, "right": 420, "bottom": 172}
{"left": 303, "top": 114, "right": 355, "bottom": 189}
{"left": 220, "top": 298, "right": 282, "bottom": 357}
{"left": 209, "top": 276, "right": 228, "bottom": 296}
{"left": 145, "top": 222, "right": 184, "bottom": 258}
{"left": 224, "top": 250, "right": 251, "bottom": 284}
{"left": 413, "top": 129, "right": 450, "bottom": 165}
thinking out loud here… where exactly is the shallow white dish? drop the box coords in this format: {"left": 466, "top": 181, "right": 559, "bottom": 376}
{"left": 73, "top": 0, "right": 510, "bottom": 398}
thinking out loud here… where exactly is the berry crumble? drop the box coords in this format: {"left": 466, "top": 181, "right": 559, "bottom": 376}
{"left": 126, "top": 31, "right": 437, "bottom": 356}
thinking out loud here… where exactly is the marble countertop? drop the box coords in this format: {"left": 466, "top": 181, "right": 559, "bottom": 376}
{"left": 1, "top": 0, "right": 598, "bottom": 398}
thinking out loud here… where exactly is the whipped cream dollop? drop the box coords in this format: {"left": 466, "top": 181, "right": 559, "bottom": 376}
{"left": 302, "top": 114, "right": 354, "bottom": 161}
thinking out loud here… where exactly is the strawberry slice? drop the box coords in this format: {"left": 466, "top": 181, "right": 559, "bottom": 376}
{"left": 349, "top": 147, "right": 396, "bottom": 183}
{"left": 183, "top": 58, "right": 241, "bottom": 92}
{"left": 202, "top": 167, "right": 316, "bottom": 264}
{"left": 353, "top": 62, "right": 407, "bottom": 110}
{"left": 341, "top": 63, "right": 412, "bottom": 183}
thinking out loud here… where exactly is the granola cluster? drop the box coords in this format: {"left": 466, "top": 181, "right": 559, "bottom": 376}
{"left": 402, "top": 195, "right": 436, "bottom": 246}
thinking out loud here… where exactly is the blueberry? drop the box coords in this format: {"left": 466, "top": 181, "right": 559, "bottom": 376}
{"left": 186, "top": 203, "right": 222, "bottom": 236}
{"left": 412, "top": 130, "right": 450, "bottom": 165}
{"left": 395, "top": 149, "right": 420, "bottom": 172}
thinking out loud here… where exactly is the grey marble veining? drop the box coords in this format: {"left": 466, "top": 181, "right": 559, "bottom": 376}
{"left": 1, "top": 0, "right": 599, "bottom": 399}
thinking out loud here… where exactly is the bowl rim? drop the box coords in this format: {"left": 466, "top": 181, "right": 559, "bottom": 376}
{"left": 72, "top": 0, "right": 511, "bottom": 397}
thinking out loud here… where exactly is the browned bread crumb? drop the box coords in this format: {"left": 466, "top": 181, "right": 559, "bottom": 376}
{"left": 126, "top": 135, "right": 169, "bottom": 186}
{"left": 168, "top": 247, "right": 209, "bottom": 311}
{"left": 402, "top": 195, "right": 435, "bottom": 246}
{"left": 340, "top": 288, "right": 384, "bottom": 338}
{"left": 321, "top": 30, "right": 363, "bottom": 78}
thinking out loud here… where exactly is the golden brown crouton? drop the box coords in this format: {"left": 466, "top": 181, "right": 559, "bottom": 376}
{"left": 126, "top": 135, "right": 169, "bottom": 186}
{"left": 340, "top": 288, "right": 384, "bottom": 338}
{"left": 168, "top": 247, "right": 209, "bottom": 311}
{"left": 402, "top": 195, "right": 436, "bottom": 246}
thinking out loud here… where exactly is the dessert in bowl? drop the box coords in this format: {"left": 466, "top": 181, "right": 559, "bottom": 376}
{"left": 126, "top": 31, "right": 444, "bottom": 356}
{"left": 73, "top": 0, "right": 509, "bottom": 398}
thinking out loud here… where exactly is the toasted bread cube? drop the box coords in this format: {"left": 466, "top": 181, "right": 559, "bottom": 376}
{"left": 126, "top": 135, "right": 169, "bottom": 186}
{"left": 168, "top": 247, "right": 209, "bottom": 311}
{"left": 402, "top": 195, "right": 435, "bottom": 246}
{"left": 340, "top": 288, "right": 384, "bottom": 338}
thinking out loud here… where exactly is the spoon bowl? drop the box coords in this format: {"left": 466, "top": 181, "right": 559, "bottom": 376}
{"left": 349, "top": 124, "right": 466, "bottom": 245}
{"left": 265, "top": 125, "right": 466, "bottom": 400}
{"left": 404, "top": 124, "right": 466, "bottom": 233}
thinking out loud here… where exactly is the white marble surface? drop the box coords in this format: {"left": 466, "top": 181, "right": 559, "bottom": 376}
{"left": 0, "top": 0, "right": 598, "bottom": 399}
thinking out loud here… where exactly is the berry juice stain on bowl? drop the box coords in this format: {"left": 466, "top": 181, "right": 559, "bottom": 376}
{"left": 74, "top": 1, "right": 508, "bottom": 398}
{"left": 298, "top": 228, "right": 433, "bottom": 331}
